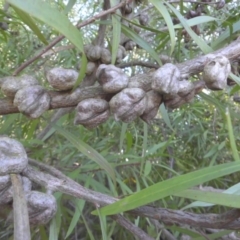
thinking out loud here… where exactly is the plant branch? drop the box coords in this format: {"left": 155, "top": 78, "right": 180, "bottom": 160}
{"left": 23, "top": 161, "right": 240, "bottom": 231}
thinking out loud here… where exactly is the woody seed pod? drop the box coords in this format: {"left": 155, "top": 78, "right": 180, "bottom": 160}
{"left": 96, "top": 64, "right": 129, "bottom": 93}
{"left": 1, "top": 75, "right": 39, "bottom": 98}
{"left": 27, "top": 191, "right": 57, "bottom": 225}
{"left": 139, "top": 12, "right": 149, "bottom": 26}
{"left": 74, "top": 98, "right": 110, "bottom": 128}
{"left": 152, "top": 63, "right": 181, "bottom": 94}
{"left": 124, "top": 41, "right": 136, "bottom": 51}
{"left": 109, "top": 88, "right": 146, "bottom": 123}
{"left": 141, "top": 90, "right": 162, "bottom": 123}
{"left": 86, "top": 62, "right": 97, "bottom": 75}
{"left": 87, "top": 45, "right": 102, "bottom": 61}
{"left": 116, "top": 45, "right": 126, "bottom": 63}
{"left": 177, "top": 80, "right": 194, "bottom": 97}
{"left": 46, "top": 67, "right": 78, "bottom": 90}
{"left": 100, "top": 48, "right": 112, "bottom": 64}
{"left": 14, "top": 85, "right": 50, "bottom": 118}
{"left": 203, "top": 55, "right": 231, "bottom": 90}
{"left": 0, "top": 136, "right": 28, "bottom": 175}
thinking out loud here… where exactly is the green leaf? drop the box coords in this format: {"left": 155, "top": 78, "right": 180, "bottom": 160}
{"left": 173, "top": 16, "right": 216, "bottom": 29}
{"left": 96, "top": 207, "right": 108, "bottom": 240}
{"left": 159, "top": 103, "right": 174, "bottom": 131}
{"left": 119, "top": 123, "right": 128, "bottom": 151}
{"left": 12, "top": 6, "right": 48, "bottom": 45}
{"left": 81, "top": 215, "right": 95, "bottom": 240}
{"left": 175, "top": 189, "right": 240, "bottom": 208}
{"left": 55, "top": 126, "right": 116, "bottom": 185}
{"left": 64, "top": 0, "right": 77, "bottom": 14}
{"left": 121, "top": 24, "right": 162, "bottom": 65}
{"left": 229, "top": 72, "right": 240, "bottom": 86}
{"left": 143, "top": 161, "right": 152, "bottom": 177}
{"left": 199, "top": 92, "right": 225, "bottom": 116}
{"left": 182, "top": 182, "right": 240, "bottom": 210}
{"left": 165, "top": 1, "right": 213, "bottom": 54}
{"left": 8, "top": 0, "right": 87, "bottom": 83}
{"left": 65, "top": 176, "right": 90, "bottom": 239}
{"left": 149, "top": 0, "right": 175, "bottom": 55}
{"left": 93, "top": 161, "right": 240, "bottom": 215}
{"left": 110, "top": 0, "right": 121, "bottom": 64}
{"left": 211, "top": 20, "right": 240, "bottom": 49}
{"left": 225, "top": 107, "right": 240, "bottom": 161}
{"left": 146, "top": 141, "right": 168, "bottom": 156}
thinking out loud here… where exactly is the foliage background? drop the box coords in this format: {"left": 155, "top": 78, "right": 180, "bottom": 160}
{"left": 1, "top": 0, "right": 240, "bottom": 239}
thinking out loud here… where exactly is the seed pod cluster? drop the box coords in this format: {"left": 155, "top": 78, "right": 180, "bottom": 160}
{"left": 203, "top": 55, "right": 231, "bottom": 90}
{"left": 14, "top": 85, "right": 50, "bottom": 119}
{"left": 74, "top": 98, "right": 110, "bottom": 128}
{"left": 1, "top": 75, "right": 39, "bottom": 97}
{"left": 96, "top": 64, "right": 129, "bottom": 93}
{"left": 0, "top": 136, "right": 57, "bottom": 225}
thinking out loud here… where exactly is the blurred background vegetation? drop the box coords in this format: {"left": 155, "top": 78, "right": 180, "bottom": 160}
{"left": 1, "top": 0, "right": 240, "bottom": 239}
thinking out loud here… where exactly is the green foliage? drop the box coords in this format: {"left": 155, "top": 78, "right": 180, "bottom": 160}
{"left": 1, "top": 0, "right": 240, "bottom": 239}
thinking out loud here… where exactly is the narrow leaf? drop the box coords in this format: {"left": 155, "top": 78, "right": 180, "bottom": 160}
{"left": 121, "top": 24, "right": 162, "bottom": 65}
{"left": 55, "top": 126, "right": 116, "bottom": 185}
{"left": 12, "top": 6, "right": 48, "bottom": 45}
{"left": 149, "top": 0, "right": 176, "bottom": 54}
{"left": 9, "top": 0, "right": 87, "bottom": 82}
{"left": 159, "top": 103, "right": 174, "bottom": 131}
{"left": 174, "top": 16, "right": 216, "bottom": 29}
{"left": 94, "top": 161, "right": 240, "bottom": 215}
{"left": 165, "top": 1, "right": 213, "bottom": 54}
{"left": 110, "top": 0, "right": 121, "bottom": 64}
{"left": 175, "top": 189, "right": 240, "bottom": 208}
{"left": 225, "top": 107, "right": 240, "bottom": 161}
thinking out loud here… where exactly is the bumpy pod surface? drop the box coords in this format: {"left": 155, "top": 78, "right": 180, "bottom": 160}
{"left": 46, "top": 67, "right": 78, "bottom": 90}
{"left": 100, "top": 48, "right": 112, "bottom": 64}
{"left": 141, "top": 90, "right": 162, "bottom": 123}
{"left": 27, "top": 191, "right": 57, "bottom": 225}
{"left": 203, "top": 56, "right": 231, "bottom": 90}
{"left": 109, "top": 88, "right": 146, "bottom": 123}
{"left": 87, "top": 45, "right": 102, "bottom": 61}
{"left": 74, "top": 98, "right": 110, "bottom": 128}
{"left": 152, "top": 63, "right": 181, "bottom": 95}
{"left": 124, "top": 41, "right": 136, "bottom": 51}
{"left": 96, "top": 64, "right": 129, "bottom": 93}
{"left": 86, "top": 62, "right": 97, "bottom": 75}
{"left": 1, "top": 75, "right": 38, "bottom": 97}
{"left": 177, "top": 80, "right": 194, "bottom": 97}
{"left": 116, "top": 46, "right": 126, "bottom": 63}
{"left": 14, "top": 85, "right": 50, "bottom": 118}
{"left": 0, "top": 136, "right": 28, "bottom": 175}
{"left": 139, "top": 12, "right": 149, "bottom": 26}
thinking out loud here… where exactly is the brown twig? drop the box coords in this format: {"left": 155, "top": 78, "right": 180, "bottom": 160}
{"left": 13, "top": 0, "right": 129, "bottom": 76}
